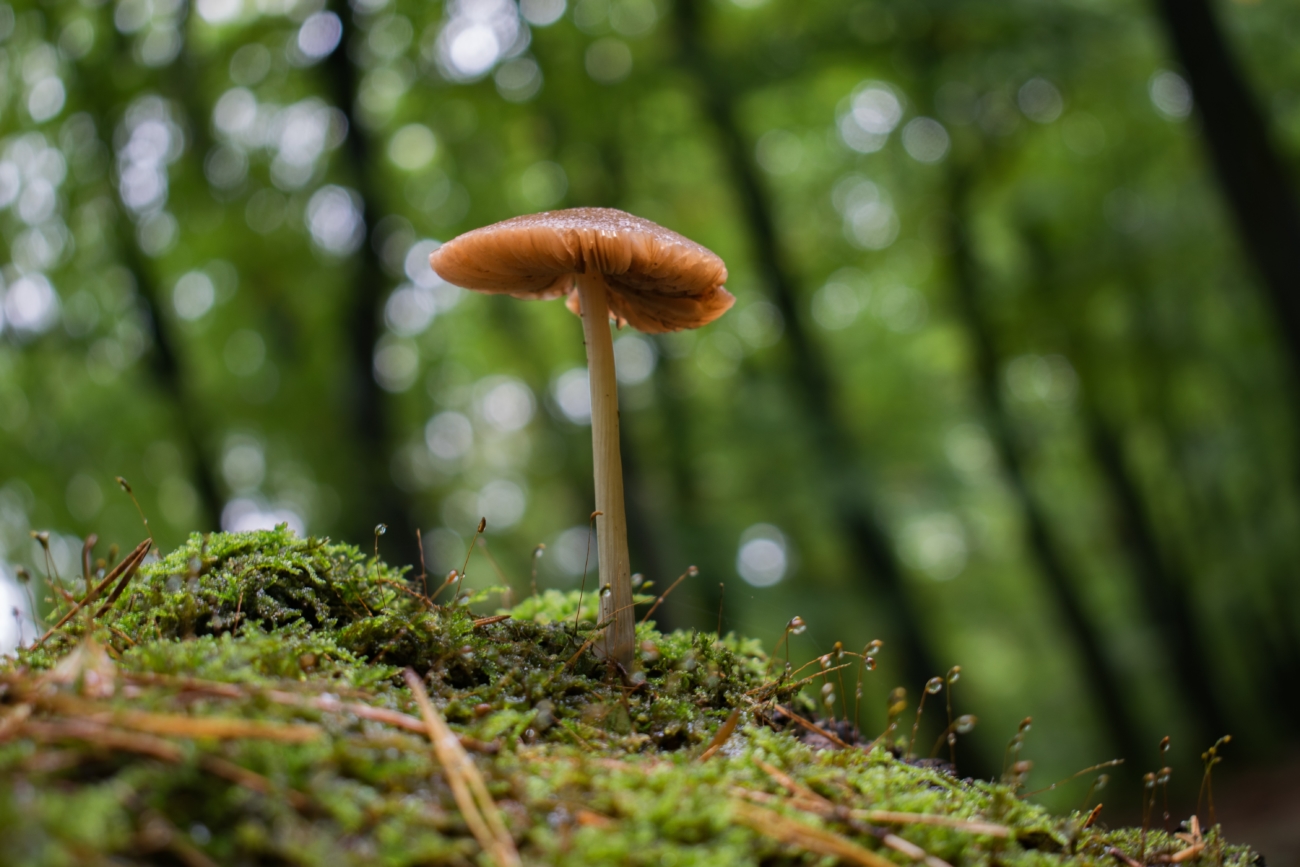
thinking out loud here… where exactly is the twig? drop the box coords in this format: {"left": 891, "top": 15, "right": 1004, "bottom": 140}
{"left": 404, "top": 669, "right": 520, "bottom": 867}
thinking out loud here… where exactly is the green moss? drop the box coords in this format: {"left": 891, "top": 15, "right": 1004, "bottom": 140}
{"left": 0, "top": 530, "right": 1260, "bottom": 866}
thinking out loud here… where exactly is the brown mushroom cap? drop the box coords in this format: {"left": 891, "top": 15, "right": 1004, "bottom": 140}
{"left": 428, "top": 207, "right": 733, "bottom": 333}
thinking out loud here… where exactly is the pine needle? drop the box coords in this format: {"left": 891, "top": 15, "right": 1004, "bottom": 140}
{"left": 731, "top": 800, "right": 896, "bottom": 867}
{"left": 854, "top": 810, "right": 1009, "bottom": 838}
{"left": 404, "top": 668, "right": 520, "bottom": 867}
{"left": 37, "top": 694, "right": 321, "bottom": 742}
{"left": 772, "top": 704, "right": 853, "bottom": 750}
{"left": 699, "top": 708, "right": 741, "bottom": 761}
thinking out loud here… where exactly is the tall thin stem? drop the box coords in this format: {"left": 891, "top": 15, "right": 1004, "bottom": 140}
{"left": 576, "top": 272, "right": 635, "bottom": 666}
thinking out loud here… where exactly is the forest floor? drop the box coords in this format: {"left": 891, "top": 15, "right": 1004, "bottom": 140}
{"left": 0, "top": 528, "right": 1261, "bottom": 866}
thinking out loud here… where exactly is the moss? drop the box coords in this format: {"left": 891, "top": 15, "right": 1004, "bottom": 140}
{"left": 0, "top": 529, "right": 1260, "bottom": 866}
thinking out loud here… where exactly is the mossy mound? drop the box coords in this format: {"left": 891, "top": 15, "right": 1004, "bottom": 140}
{"left": 0, "top": 529, "right": 1259, "bottom": 866}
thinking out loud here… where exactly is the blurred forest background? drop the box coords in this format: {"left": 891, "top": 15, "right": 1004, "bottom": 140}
{"left": 2, "top": 0, "right": 1300, "bottom": 850}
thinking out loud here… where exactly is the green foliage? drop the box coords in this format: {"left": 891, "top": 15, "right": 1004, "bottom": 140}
{"left": 0, "top": 531, "right": 1259, "bottom": 866}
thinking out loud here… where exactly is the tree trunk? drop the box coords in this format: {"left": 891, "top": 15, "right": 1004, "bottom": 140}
{"left": 1153, "top": 0, "right": 1300, "bottom": 389}
{"left": 946, "top": 172, "right": 1147, "bottom": 765}
{"left": 669, "top": 0, "right": 942, "bottom": 699}
{"left": 76, "top": 26, "right": 226, "bottom": 533}
{"left": 1021, "top": 229, "right": 1234, "bottom": 747}
{"left": 321, "top": 0, "right": 420, "bottom": 559}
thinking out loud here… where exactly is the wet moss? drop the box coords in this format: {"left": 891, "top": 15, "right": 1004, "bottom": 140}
{"left": 0, "top": 529, "right": 1260, "bottom": 866}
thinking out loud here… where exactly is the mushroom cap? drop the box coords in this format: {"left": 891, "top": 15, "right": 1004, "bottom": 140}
{"left": 428, "top": 207, "right": 733, "bottom": 333}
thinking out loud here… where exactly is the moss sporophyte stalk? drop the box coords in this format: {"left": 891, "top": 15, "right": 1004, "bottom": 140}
{"left": 0, "top": 528, "right": 1258, "bottom": 867}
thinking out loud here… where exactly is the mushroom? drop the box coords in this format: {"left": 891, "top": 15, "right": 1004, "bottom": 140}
{"left": 429, "top": 207, "right": 733, "bottom": 666}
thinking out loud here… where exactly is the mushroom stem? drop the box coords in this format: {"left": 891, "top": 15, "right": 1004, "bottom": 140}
{"left": 576, "top": 271, "right": 635, "bottom": 667}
